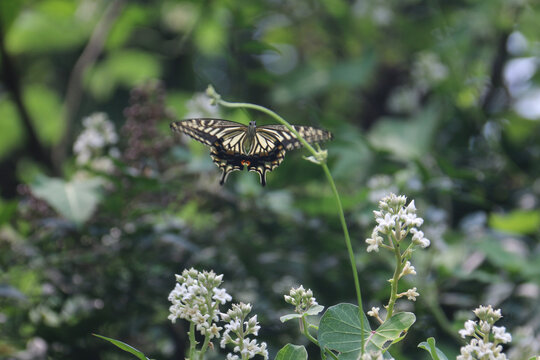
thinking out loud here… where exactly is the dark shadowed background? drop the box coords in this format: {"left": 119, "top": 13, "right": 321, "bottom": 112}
{"left": 1, "top": 0, "right": 539, "bottom": 359}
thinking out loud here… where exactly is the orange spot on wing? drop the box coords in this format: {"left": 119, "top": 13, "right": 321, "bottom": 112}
{"left": 241, "top": 160, "right": 251, "bottom": 166}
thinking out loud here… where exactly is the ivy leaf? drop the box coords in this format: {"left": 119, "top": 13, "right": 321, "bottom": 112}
{"left": 30, "top": 175, "right": 103, "bottom": 226}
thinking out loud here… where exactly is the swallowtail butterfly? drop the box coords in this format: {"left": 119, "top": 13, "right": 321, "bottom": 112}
{"left": 170, "top": 118, "right": 332, "bottom": 186}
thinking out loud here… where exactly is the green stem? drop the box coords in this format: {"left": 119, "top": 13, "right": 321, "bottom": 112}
{"left": 301, "top": 316, "right": 319, "bottom": 345}
{"left": 385, "top": 235, "right": 403, "bottom": 320}
{"left": 214, "top": 92, "right": 365, "bottom": 352}
{"left": 188, "top": 321, "right": 197, "bottom": 359}
{"left": 198, "top": 335, "right": 211, "bottom": 359}
{"left": 321, "top": 163, "right": 365, "bottom": 347}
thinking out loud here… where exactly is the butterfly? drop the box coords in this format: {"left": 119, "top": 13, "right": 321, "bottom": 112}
{"left": 170, "top": 118, "right": 332, "bottom": 186}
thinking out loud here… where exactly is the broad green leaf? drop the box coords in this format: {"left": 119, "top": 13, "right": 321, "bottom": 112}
{"left": 86, "top": 50, "right": 161, "bottom": 100}
{"left": 106, "top": 5, "right": 148, "bottom": 49}
{"left": 280, "top": 313, "right": 302, "bottom": 322}
{"left": 6, "top": 0, "right": 90, "bottom": 54}
{"left": 418, "top": 337, "right": 449, "bottom": 360}
{"left": 368, "top": 106, "right": 439, "bottom": 160}
{"left": 93, "top": 334, "right": 150, "bottom": 360}
{"left": 275, "top": 344, "right": 308, "bottom": 360}
{"left": 194, "top": 17, "right": 227, "bottom": 55}
{"left": 319, "top": 304, "right": 414, "bottom": 360}
{"left": 30, "top": 175, "right": 103, "bottom": 225}
{"left": 272, "top": 54, "right": 376, "bottom": 103}
{"left": 489, "top": 210, "right": 540, "bottom": 235}
{"left": 474, "top": 238, "right": 525, "bottom": 273}
{"left": 24, "top": 84, "right": 64, "bottom": 145}
{"left": 318, "top": 303, "right": 372, "bottom": 360}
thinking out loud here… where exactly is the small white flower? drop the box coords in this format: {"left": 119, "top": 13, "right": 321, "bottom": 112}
{"left": 403, "top": 288, "right": 419, "bottom": 301}
{"left": 459, "top": 320, "right": 477, "bottom": 338}
{"left": 366, "top": 234, "right": 383, "bottom": 252}
{"left": 492, "top": 326, "right": 512, "bottom": 344}
{"left": 367, "top": 307, "right": 380, "bottom": 318}
{"left": 479, "top": 320, "right": 491, "bottom": 334}
{"left": 400, "top": 261, "right": 416, "bottom": 277}
{"left": 376, "top": 213, "right": 396, "bottom": 232}
{"left": 213, "top": 287, "right": 232, "bottom": 304}
{"left": 411, "top": 228, "right": 430, "bottom": 248}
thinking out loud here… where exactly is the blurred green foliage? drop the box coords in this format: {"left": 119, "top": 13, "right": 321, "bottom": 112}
{"left": 1, "top": 0, "right": 540, "bottom": 359}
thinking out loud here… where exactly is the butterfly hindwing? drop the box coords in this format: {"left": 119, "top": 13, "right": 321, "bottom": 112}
{"left": 209, "top": 139, "right": 286, "bottom": 186}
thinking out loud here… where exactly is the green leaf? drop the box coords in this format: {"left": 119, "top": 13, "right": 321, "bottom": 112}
{"left": 272, "top": 52, "right": 376, "bottom": 103}
{"left": 418, "top": 337, "right": 449, "bottom": 360}
{"left": 93, "top": 334, "right": 150, "bottom": 360}
{"left": 6, "top": 0, "right": 90, "bottom": 54}
{"left": 474, "top": 238, "right": 525, "bottom": 273}
{"left": 306, "top": 305, "right": 325, "bottom": 316}
{"left": 280, "top": 313, "right": 302, "bottom": 322}
{"left": 274, "top": 344, "right": 308, "bottom": 360}
{"left": 489, "top": 210, "right": 540, "bottom": 235}
{"left": 368, "top": 312, "right": 416, "bottom": 349}
{"left": 24, "top": 84, "right": 64, "bottom": 145}
{"left": 318, "top": 304, "right": 370, "bottom": 360}
{"left": 319, "top": 304, "right": 414, "bottom": 360}
{"left": 368, "top": 106, "right": 439, "bottom": 160}
{"left": 30, "top": 175, "right": 103, "bottom": 225}
{"left": 86, "top": 50, "right": 161, "bottom": 100}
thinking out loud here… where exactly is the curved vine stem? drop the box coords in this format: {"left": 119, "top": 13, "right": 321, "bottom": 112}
{"left": 208, "top": 86, "right": 366, "bottom": 353}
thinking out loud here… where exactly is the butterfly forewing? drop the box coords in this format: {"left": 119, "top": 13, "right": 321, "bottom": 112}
{"left": 259, "top": 125, "right": 333, "bottom": 151}
{"left": 170, "top": 119, "right": 247, "bottom": 147}
{"left": 170, "top": 118, "right": 332, "bottom": 186}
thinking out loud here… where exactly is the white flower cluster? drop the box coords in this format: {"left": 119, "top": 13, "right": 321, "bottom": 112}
{"left": 458, "top": 305, "right": 512, "bottom": 360}
{"left": 284, "top": 285, "right": 318, "bottom": 314}
{"left": 73, "top": 113, "right": 119, "bottom": 172}
{"left": 366, "top": 193, "right": 430, "bottom": 253}
{"left": 220, "top": 303, "right": 268, "bottom": 360}
{"left": 168, "top": 268, "right": 231, "bottom": 339}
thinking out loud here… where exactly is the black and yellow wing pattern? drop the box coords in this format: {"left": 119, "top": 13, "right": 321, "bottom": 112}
{"left": 170, "top": 118, "right": 332, "bottom": 186}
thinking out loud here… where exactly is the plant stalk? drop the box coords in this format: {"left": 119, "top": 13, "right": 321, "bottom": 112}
{"left": 385, "top": 234, "right": 403, "bottom": 320}
{"left": 213, "top": 91, "right": 365, "bottom": 352}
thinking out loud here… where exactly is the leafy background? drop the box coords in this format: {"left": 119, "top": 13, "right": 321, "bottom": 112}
{"left": 1, "top": 0, "right": 540, "bottom": 359}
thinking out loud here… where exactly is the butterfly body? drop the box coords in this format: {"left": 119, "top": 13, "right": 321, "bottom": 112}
{"left": 170, "top": 118, "right": 332, "bottom": 186}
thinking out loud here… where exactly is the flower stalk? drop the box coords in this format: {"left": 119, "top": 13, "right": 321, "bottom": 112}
{"left": 207, "top": 85, "right": 366, "bottom": 351}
